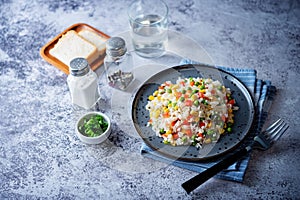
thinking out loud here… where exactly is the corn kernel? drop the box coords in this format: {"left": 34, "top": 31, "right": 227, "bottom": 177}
{"left": 148, "top": 95, "right": 154, "bottom": 101}
{"left": 191, "top": 94, "right": 197, "bottom": 101}
{"left": 207, "top": 121, "right": 212, "bottom": 128}
{"left": 204, "top": 138, "right": 211, "bottom": 144}
{"left": 228, "top": 119, "right": 234, "bottom": 123}
{"left": 219, "top": 128, "right": 225, "bottom": 134}
{"left": 154, "top": 110, "right": 160, "bottom": 118}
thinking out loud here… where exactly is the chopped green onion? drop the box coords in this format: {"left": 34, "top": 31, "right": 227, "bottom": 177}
{"left": 79, "top": 114, "right": 108, "bottom": 137}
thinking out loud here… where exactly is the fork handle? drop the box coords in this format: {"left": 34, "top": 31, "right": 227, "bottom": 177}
{"left": 182, "top": 146, "right": 250, "bottom": 194}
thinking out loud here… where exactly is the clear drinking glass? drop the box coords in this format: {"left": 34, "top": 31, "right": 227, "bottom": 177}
{"left": 128, "top": 0, "right": 169, "bottom": 58}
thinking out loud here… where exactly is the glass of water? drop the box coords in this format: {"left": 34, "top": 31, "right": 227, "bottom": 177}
{"left": 128, "top": 0, "right": 169, "bottom": 58}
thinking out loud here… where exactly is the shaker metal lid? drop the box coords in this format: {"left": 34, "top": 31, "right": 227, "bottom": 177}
{"left": 106, "top": 37, "right": 127, "bottom": 57}
{"left": 69, "top": 57, "right": 90, "bottom": 76}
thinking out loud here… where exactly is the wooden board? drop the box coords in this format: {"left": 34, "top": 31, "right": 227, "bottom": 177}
{"left": 40, "top": 23, "right": 110, "bottom": 74}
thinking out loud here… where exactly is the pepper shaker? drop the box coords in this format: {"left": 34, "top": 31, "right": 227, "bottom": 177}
{"left": 104, "top": 37, "right": 134, "bottom": 90}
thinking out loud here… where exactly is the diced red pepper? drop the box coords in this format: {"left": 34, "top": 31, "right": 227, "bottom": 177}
{"left": 228, "top": 99, "right": 235, "bottom": 105}
{"left": 171, "top": 119, "right": 179, "bottom": 127}
{"left": 199, "top": 121, "right": 205, "bottom": 128}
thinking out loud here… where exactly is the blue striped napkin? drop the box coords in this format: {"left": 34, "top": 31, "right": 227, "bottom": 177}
{"left": 140, "top": 59, "right": 276, "bottom": 182}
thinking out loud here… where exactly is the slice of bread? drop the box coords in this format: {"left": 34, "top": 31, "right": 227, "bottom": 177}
{"left": 49, "top": 30, "right": 98, "bottom": 67}
{"left": 78, "top": 29, "right": 107, "bottom": 54}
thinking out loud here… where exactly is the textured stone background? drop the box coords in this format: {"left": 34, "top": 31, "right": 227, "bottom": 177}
{"left": 0, "top": 0, "right": 299, "bottom": 199}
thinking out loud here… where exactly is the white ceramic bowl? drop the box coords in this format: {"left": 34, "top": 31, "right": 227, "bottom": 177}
{"left": 76, "top": 112, "right": 111, "bottom": 144}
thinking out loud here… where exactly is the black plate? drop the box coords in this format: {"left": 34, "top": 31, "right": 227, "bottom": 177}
{"left": 132, "top": 64, "right": 255, "bottom": 161}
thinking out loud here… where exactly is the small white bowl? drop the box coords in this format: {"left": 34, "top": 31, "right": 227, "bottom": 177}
{"left": 75, "top": 112, "right": 111, "bottom": 144}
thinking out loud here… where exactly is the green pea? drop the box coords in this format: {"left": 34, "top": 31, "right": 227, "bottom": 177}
{"left": 207, "top": 130, "right": 214, "bottom": 135}
{"left": 193, "top": 100, "right": 200, "bottom": 106}
{"left": 192, "top": 89, "right": 199, "bottom": 94}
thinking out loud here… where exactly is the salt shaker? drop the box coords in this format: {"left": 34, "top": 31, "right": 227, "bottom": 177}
{"left": 104, "top": 37, "right": 134, "bottom": 90}
{"left": 67, "top": 57, "right": 100, "bottom": 110}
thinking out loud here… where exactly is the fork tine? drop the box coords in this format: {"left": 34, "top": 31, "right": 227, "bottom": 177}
{"left": 270, "top": 123, "right": 289, "bottom": 142}
{"left": 265, "top": 118, "right": 282, "bottom": 133}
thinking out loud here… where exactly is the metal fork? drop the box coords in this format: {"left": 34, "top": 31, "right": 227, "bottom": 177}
{"left": 181, "top": 118, "right": 289, "bottom": 194}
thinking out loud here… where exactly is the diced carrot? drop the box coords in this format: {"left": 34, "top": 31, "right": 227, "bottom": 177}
{"left": 182, "top": 120, "right": 189, "bottom": 125}
{"left": 164, "top": 82, "right": 171, "bottom": 86}
{"left": 163, "top": 112, "right": 170, "bottom": 118}
{"left": 221, "top": 115, "right": 227, "bottom": 122}
{"left": 198, "top": 92, "right": 205, "bottom": 98}
{"left": 182, "top": 128, "right": 193, "bottom": 137}
{"left": 172, "top": 133, "right": 179, "bottom": 140}
{"left": 175, "top": 91, "right": 182, "bottom": 99}
{"left": 185, "top": 100, "right": 193, "bottom": 106}
{"left": 197, "top": 133, "right": 203, "bottom": 138}
{"left": 187, "top": 115, "right": 193, "bottom": 121}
